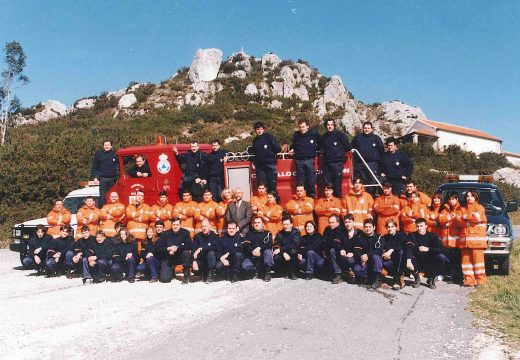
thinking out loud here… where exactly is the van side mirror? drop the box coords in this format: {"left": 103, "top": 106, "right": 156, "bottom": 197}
{"left": 507, "top": 200, "right": 518, "bottom": 213}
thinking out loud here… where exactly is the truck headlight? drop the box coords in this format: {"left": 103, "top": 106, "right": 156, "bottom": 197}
{"left": 489, "top": 224, "right": 508, "bottom": 236}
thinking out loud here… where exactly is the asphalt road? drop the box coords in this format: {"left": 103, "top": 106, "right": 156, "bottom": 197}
{"left": 0, "top": 249, "right": 492, "bottom": 360}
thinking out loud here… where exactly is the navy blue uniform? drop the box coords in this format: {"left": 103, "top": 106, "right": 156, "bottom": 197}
{"left": 206, "top": 148, "right": 227, "bottom": 201}
{"left": 299, "top": 232, "right": 326, "bottom": 274}
{"left": 111, "top": 240, "right": 138, "bottom": 281}
{"left": 320, "top": 130, "right": 352, "bottom": 197}
{"left": 324, "top": 226, "right": 358, "bottom": 275}
{"left": 273, "top": 228, "right": 301, "bottom": 275}
{"left": 128, "top": 161, "right": 151, "bottom": 178}
{"left": 372, "top": 231, "right": 406, "bottom": 278}
{"left": 137, "top": 240, "right": 161, "bottom": 280}
{"left": 91, "top": 149, "right": 119, "bottom": 207}
{"left": 242, "top": 229, "right": 274, "bottom": 274}
{"left": 405, "top": 231, "right": 448, "bottom": 278}
{"left": 351, "top": 133, "right": 384, "bottom": 193}
{"left": 46, "top": 235, "right": 74, "bottom": 272}
{"left": 193, "top": 231, "right": 219, "bottom": 274}
{"left": 353, "top": 231, "right": 380, "bottom": 281}
{"left": 22, "top": 234, "right": 51, "bottom": 270}
{"left": 251, "top": 132, "right": 281, "bottom": 193}
{"left": 85, "top": 239, "right": 114, "bottom": 280}
{"left": 216, "top": 232, "right": 245, "bottom": 277}
{"left": 381, "top": 150, "right": 414, "bottom": 196}
{"left": 291, "top": 128, "right": 320, "bottom": 198}
{"left": 157, "top": 229, "right": 192, "bottom": 283}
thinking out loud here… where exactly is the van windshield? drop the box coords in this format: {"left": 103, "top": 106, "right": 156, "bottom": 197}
{"left": 438, "top": 188, "right": 505, "bottom": 214}
{"left": 63, "top": 196, "right": 100, "bottom": 213}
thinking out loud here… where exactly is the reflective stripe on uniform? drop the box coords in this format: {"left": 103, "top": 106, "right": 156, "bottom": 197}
{"left": 462, "top": 270, "right": 475, "bottom": 275}
{"left": 473, "top": 262, "right": 485, "bottom": 267}
{"left": 474, "top": 269, "right": 486, "bottom": 274}
{"left": 461, "top": 264, "right": 474, "bottom": 268}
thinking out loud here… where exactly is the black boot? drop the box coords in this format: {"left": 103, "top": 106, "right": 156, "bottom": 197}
{"left": 205, "top": 271, "right": 214, "bottom": 284}
{"left": 427, "top": 277, "right": 436, "bottom": 289}
{"left": 412, "top": 271, "right": 421, "bottom": 288}
{"left": 66, "top": 268, "right": 73, "bottom": 279}
{"left": 372, "top": 273, "right": 382, "bottom": 289}
{"left": 264, "top": 268, "right": 272, "bottom": 282}
{"left": 182, "top": 268, "right": 190, "bottom": 285}
{"left": 331, "top": 274, "right": 342, "bottom": 284}
{"left": 289, "top": 269, "right": 298, "bottom": 280}
{"left": 230, "top": 272, "right": 239, "bottom": 283}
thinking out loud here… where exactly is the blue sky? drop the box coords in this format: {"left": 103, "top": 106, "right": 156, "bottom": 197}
{"left": 2, "top": 1, "right": 520, "bottom": 151}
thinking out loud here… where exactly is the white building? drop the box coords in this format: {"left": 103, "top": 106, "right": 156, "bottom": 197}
{"left": 502, "top": 151, "right": 520, "bottom": 167}
{"left": 403, "top": 119, "right": 502, "bottom": 155}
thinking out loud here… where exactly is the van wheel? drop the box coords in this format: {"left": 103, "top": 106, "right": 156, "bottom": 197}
{"left": 500, "top": 257, "right": 511, "bottom": 276}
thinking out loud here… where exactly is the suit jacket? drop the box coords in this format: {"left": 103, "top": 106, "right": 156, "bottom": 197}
{"left": 225, "top": 200, "right": 252, "bottom": 236}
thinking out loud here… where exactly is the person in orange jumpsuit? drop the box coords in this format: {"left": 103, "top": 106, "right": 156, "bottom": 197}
{"left": 437, "top": 192, "right": 465, "bottom": 284}
{"left": 46, "top": 198, "right": 72, "bottom": 238}
{"left": 216, "top": 188, "right": 234, "bottom": 236}
{"left": 373, "top": 181, "right": 400, "bottom": 235}
{"left": 426, "top": 193, "right": 443, "bottom": 237}
{"left": 251, "top": 183, "right": 269, "bottom": 216}
{"left": 286, "top": 184, "right": 315, "bottom": 235}
{"left": 99, "top": 191, "right": 126, "bottom": 238}
{"left": 341, "top": 177, "right": 374, "bottom": 230}
{"left": 125, "top": 189, "right": 151, "bottom": 249}
{"left": 399, "top": 179, "right": 431, "bottom": 208}
{"left": 258, "top": 191, "right": 284, "bottom": 237}
{"left": 173, "top": 189, "right": 198, "bottom": 238}
{"left": 194, "top": 188, "right": 219, "bottom": 233}
{"left": 150, "top": 190, "right": 174, "bottom": 230}
{"left": 76, "top": 196, "right": 100, "bottom": 239}
{"left": 400, "top": 192, "right": 428, "bottom": 234}
{"left": 314, "top": 184, "right": 342, "bottom": 234}
{"left": 460, "top": 190, "right": 487, "bottom": 287}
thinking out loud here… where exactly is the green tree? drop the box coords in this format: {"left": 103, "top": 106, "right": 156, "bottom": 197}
{"left": 0, "top": 41, "right": 29, "bottom": 145}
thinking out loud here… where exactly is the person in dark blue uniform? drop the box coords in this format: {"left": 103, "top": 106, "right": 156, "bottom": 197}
{"left": 290, "top": 119, "right": 320, "bottom": 198}
{"left": 325, "top": 214, "right": 359, "bottom": 284}
{"left": 273, "top": 216, "right": 302, "bottom": 280}
{"left": 137, "top": 226, "right": 161, "bottom": 282}
{"left": 110, "top": 228, "right": 138, "bottom": 282}
{"left": 128, "top": 155, "right": 151, "bottom": 178}
{"left": 320, "top": 119, "right": 352, "bottom": 198}
{"left": 45, "top": 225, "right": 74, "bottom": 277}
{"left": 298, "top": 221, "right": 326, "bottom": 280}
{"left": 405, "top": 218, "right": 449, "bottom": 289}
{"left": 192, "top": 219, "right": 219, "bottom": 283}
{"left": 216, "top": 222, "right": 245, "bottom": 283}
{"left": 352, "top": 219, "right": 380, "bottom": 284}
{"left": 174, "top": 142, "right": 208, "bottom": 202}
{"left": 242, "top": 216, "right": 274, "bottom": 282}
{"left": 91, "top": 140, "right": 119, "bottom": 207}
{"left": 22, "top": 225, "right": 51, "bottom": 274}
{"left": 70, "top": 225, "right": 95, "bottom": 278}
{"left": 85, "top": 230, "right": 114, "bottom": 283}
{"left": 250, "top": 122, "right": 282, "bottom": 193}
{"left": 380, "top": 137, "right": 413, "bottom": 196}
{"left": 206, "top": 139, "right": 227, "bottom": 202}
{"left": 157, "top": 217, "right": 193, "bottom": 284}
{"left": 371, "top": 219, "right": 407, "bottom": 289}
{"left": 351, "top": 122, "right": 384, "bottom": 196}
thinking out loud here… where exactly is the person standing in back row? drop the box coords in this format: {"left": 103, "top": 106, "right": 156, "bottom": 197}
{"left": 91, "top": 140, "right": 119, "bottom": 207}
{"left": 290, "top": 119, "right": 320, "bottom": 198}
{"left": 206, "top": 139, "right": 227, "bottom": 202}
{"left": 381, "top": 137, "right": 414, "bottom": 196}
{"left": 174, "top": 142, "right": 207, "bottom": 202}
{"left": 319, "top": 119, "right": 352, "bottom": 198}
{"left": 351, "top": 122, "right": 384, "bottom": 196}
{"left": 250, "top": 122, "right": 282, "bottom": 194}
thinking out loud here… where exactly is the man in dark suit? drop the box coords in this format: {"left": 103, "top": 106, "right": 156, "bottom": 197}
{"left": 225, "top": 188, "right": 252, "bottom": 237}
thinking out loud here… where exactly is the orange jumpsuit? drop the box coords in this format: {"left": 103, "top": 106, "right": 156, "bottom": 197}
{"left": 195, "top": 200, "right": 219, "bottom": 233}
{"left": 373, "top": 193, "right": 400, "bottom": 235}
{"left": 99, "top": 201, "right": 125, "bottom": 238}
{"left": 258, "top": 202, "right": 284, "bottom": 237}
{"left": 426, "top": 204, "right": 443, "bottom": 237}
{"left": 399, "top": 191, "right": 431, "bottom": 209}
{"left": 150, "top": 201, "right": 174, "bottom": 230}
{"left": 126, "top": 202, "right": 151, "bottom": 244}
{"left": 438, "top": 204, "right": 465, "bottom": 249}
{"left": 46, "top": 207, "right": 72, "bottom": 238}
{"left": 173, "top": 201, "right": 197, "bottom": 238}
{"left": 460, "top": 203, "right": 487, "bottom": 286}
{"left": 76, "top": 204, "right": 100, "bottom": 238}
{"left": 341, "top": 189, "right": 374, "bottom": 230}
{"left": 285, "top": 195, "right": 314, "bottom": 235}
{"left": 251, "top": 194, "right": 268, "bottom": 214}
{"left": 314, "top": 196, "right": 342, "bottom": 234}
{"left": 216, "top": 199, "right": 234, "bottom": 236}
{"left": 400, "top": 201, "right": 427, "bottom": 234}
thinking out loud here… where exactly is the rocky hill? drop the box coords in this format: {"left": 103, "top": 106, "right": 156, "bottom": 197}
{"left": 13, "top": 48, "right": 427, "bottom": 143}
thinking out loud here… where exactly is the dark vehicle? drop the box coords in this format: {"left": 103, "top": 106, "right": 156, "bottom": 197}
{"left": 436, "top": 175, "right": 517, "bottom": 275}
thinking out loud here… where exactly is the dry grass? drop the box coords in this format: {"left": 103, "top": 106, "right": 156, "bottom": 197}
{"left": 509, "top": 211, "right": 520, "bottom": 226}
{"left": 471, "top": 242, "right": 520, "bottom": 344}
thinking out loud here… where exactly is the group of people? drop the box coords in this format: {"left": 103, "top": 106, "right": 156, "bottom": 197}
{"left": 22, "top": 173, "right": 488, "bottom": 288}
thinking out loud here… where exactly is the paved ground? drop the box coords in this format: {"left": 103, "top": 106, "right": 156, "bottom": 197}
{"left": 0, "top": 249, "right": 483, "bottom": 360}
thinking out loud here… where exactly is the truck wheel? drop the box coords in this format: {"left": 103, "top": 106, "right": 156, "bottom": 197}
{"left": 500, "top": 257, "right": 511, "bottom": 276}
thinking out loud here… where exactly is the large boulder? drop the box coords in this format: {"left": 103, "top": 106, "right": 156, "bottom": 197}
{"left": 74, "top": 98, "right": 96, "bottom": 110}
{"left": 373, "top": 100, "right": 428, "bottom": 137}
{"left": 261, "top": 53, "right": 281, "bottom": 69}
{"left": 33, "top": 100, "right": 68, "bottom": 122}
{"left": 245, "top": 83, "right": 259, "bottom": 96}
{"left": 493, "top": 168, "right": 520, "bottom": 188}
{"left": 118, "top": 94, "right": 137, "bottom": 108}
{"left": 188, "top": 48, "right": 223, "bottom": 83}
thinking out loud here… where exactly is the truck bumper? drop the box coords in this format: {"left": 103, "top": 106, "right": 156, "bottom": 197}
{"left": 9, "top": 242, "right": 23, "bottom": 253}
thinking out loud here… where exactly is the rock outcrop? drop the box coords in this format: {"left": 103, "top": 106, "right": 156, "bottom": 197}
{"left": 118, "top": 94, "right": 137, "bottom": 108}
{"left": 188, "top": 48, "right": 223, "bottom": 83}
{"left": 493, "top": 168, "right": 520, "bottom": 188}
{"left": 34, "top": 100, "right": 68, "bottom": 122}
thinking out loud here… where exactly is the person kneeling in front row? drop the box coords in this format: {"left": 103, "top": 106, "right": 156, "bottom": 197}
{"left": 192, "top": 219, "right": 219, "bottom": 283}
{"left": 273, "top": 216, "right": 302, "bottom": 280}
{"left": 216, "top": 222, "right": 245, "bottom": 283}
{"left": 157, "top": 218, "right": 192, "bottom": 284}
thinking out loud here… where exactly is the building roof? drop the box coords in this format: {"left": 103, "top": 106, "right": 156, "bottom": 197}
{"left": 502, "top": 151, "right": 520, "bottom": 158}
{"left": 406, "top": 128, "right": 438, "bottom": 137}
{"left": 419, "top": 119, "right": 502, "bottom": 142}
